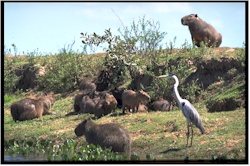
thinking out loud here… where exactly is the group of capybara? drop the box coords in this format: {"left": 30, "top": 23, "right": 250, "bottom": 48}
{"left": 9, "top": 79, "right": 172, "bottom": 159}
{"left": 8, "top": 14, "right": 221, "bottom": 160}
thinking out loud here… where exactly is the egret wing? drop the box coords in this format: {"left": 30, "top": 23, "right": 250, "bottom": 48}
{"left": 181, "top": 100, "right": 204, "bottom": 133}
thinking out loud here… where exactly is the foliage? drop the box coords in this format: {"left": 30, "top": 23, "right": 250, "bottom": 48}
{"left": 37, "top": 49, "right": 92, "bottom": 93}
{"left": 4, "top": 56, "right": 21, "bottom": 94}
{"left": 80, "top": 16, "right": 167, "bottom": 89}
{"left": 181, "top": 79, "right": 203, "bottom": 103}
{"left": 4, "top": 138, "right": 127, "bottom": 161}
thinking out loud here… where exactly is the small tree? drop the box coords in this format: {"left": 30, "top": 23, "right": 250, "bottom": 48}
{"left": 80, "top": 15, "right": 168, "bottom": 89}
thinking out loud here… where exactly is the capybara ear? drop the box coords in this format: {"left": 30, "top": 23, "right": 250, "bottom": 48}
{"left": 195, "top": 14, "right": 198, "bottom": 17}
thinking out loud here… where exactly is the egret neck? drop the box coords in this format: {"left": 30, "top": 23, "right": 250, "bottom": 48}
{"left": 172, "top": 75, "right": 182, "bottom": 108}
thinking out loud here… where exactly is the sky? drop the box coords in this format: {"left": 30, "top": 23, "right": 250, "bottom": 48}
{"left": 4, "top": 2, "right": 246, "bottom": 55}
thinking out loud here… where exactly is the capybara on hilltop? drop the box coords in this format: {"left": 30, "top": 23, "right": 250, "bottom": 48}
{"left": 10, "top": 94, "right": 55, "bottom": 121}
{"left": 74, "top": 119, "right": 131, "bottom": 159}
{"left": 151, "top": 98, "right": 173, "bottom": 112}
{"left": 181, "top": 14, "right": 222, "bottom": 47}
{"left": 122, "top": 90, "right": 150, "bottom": 114}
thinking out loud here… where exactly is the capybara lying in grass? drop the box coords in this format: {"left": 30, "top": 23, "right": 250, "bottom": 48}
{"left": 10, "top": 93, "right": 55, "bottom": 121}
{"left": 74, "top": 119, "right": 131, "bottom": 159}
{"left": 137, "top": 104, "right": 148, "bottom": 112}
{"left": 73, "top": 90, "right": 99, "bottom": 113}
{"left": 122, "top": 90, "right": 150, "bottom": 114}
{"left": 94, "top": 93, "right": 117, "bottom": 118}
{"left": 80, "top": 95, "right": 100, "bottom": 114}
{"left": 151, "top": 98, "right": 173, "bottom": 111}
{"left": 181, "top": 14, "right": 222, "bottom": 47}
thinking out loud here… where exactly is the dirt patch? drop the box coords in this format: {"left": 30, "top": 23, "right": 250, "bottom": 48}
{"left": 184, "top": 56, "right": 242, "bottom": 90}
{"left": 54, "top": 128, "right": 72, "bottom": 134}
{"left": 212, "top": 47, "right": 235, "bottom": 54}
{"left": 226, "top": 138, "right": 243, "bottom": 148}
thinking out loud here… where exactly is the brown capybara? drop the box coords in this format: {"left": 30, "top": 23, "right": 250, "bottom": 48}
{"left": 94, "top": 99, "right": 109, "bottom": 118}
{"left": 73, "top": 90, "right": 99, "bottom": 113}
{"left": 122, "top": 90, "right": 150, "bottom": 114}
{"left": 110, "top": 87, "right": 125, "bottom": 108}
{"left": 94, "top": 93, "right": 117, "bottom": 118}
{"left": 103, "top": 93, "right": 117, "bottom": 112}
{"left": 137, "top": 104, "right": 148, "bottom": 112}
{"left": 78, "top": 77, "right": 96, "bottom": 92}
{"left": 80, "top": 96, "right": 100, "bottom": 114}
{"left": 181, "top": 14, "right": 222, "bottom": 47}
{"left": 151, "top": 98, "right": 172, "bottom": 112}
{"left": 74, "top": 119, "right": 131, "bottom": 159}
{"left": 10, "top": 94, "right": 55, "bottom": 121}
{"left": 73, "top": 91, "right": 87, "bottom": 112}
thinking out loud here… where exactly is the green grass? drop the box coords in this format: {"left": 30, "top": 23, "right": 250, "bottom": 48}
{"left": 4, "top": 94, "right": 246, "bottom": 161}
{"left": 212, "top": 83, "right": 245, "bottom": 101}
{"left": 4, "top": 47, "right": 246, "bottom": 162}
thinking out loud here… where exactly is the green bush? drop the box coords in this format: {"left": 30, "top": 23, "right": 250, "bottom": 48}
{"left": 80, "top": 16, "right": 168, "bottom": 89}
{"left": 4, "top": 138, "right": 127, "bottom": 161}
{"left": 4, "top": 56, "right": 20, "bottom": 94}
{"left": 37, "top": 51, "right": 91, "bottom": 93}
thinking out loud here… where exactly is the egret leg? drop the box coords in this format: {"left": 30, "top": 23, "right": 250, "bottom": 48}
{"left": 190, "top": 126, "right": 194, "bottom": 147}
{"left": 186, "top": 124, "right": 190, "bottom": 147}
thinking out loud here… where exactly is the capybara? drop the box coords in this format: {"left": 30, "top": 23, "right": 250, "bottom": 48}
{"left": 94, "top": 99, "right": 110, "bottom": 118}
{"left": 110, "top": 87, "right": 125, "bottom": 108}
{"left": 122, "top": 90, "right": 150, "bottom": 114}
{"left": 94, "top": 93, "right": 117, "bottom": 118}
{"left": 181, "top": 14, "right": 222, "bottom": 47}
{"left": 74, "top": 119, "right": 131, "bottom": 159}
{"left": 151, "top": 98, "right": 172, "bottom": 111}
{"left": 10, "top": 94, "right": 55, "bottom": 121}
{"left": 73, "top": 90, "right": 99, "bottom": 113}
{"left": 78, "top": 77, "right": 96, "bottom": 92}
{"left": 80, "top": 96, "right": 100, "bottom": 114}
{"left": 103, "top": 93, "right": 117, "bottom": 112}
{"left": 137, "top": 104, "right": 148, "bottom": 112}
{"left": 73, "top": 91, "right": 88, "bottom": 112}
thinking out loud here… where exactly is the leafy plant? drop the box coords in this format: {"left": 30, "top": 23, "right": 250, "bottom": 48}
{"left": 4, "top": 138, "right": 127, "bottom": 161}
{"left": 4, "top": 56, "right": 21, "bottom": 94}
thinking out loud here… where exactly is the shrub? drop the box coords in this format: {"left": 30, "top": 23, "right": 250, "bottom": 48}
{"left": 80, "top": 16, "right": 168, "bottom": 90}
{"left": 4, "top": 56, "right": 20, "bottom": 94}
{"left": 4, "top": 138, "right": 127, "bottom": 161}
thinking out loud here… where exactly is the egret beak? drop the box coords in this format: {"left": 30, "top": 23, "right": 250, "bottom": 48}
{"left": 157, "top": 75, "right": 168, "bottom": 78}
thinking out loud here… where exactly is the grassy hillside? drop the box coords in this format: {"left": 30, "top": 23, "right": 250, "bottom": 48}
{"left": 3, "top": 46, "right": 246, "bottom": 163}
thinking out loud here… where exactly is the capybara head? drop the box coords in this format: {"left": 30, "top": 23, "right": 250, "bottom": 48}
{"left": 181, "top": 14, "right": 198, "bottom": 25}
{"left": 74, "top": 119, "right": 89, "bottom": 137}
